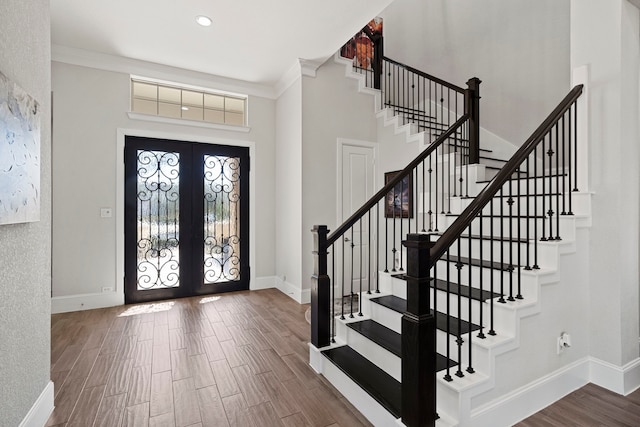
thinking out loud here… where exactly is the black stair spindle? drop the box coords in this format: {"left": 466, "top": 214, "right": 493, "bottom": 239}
{"left": 516, "top": 168, "right": 523, "bottom": 300}
{"left": 508, "top": 180, "right": 515, "bottom": 302}
{"left": 555, "top": 123, "right": 561, "bottom": 240}
{"left": 376, "top": 203, "right": 380, "bottom": 293}
{"left": 392, "top": 185, "right": 397, "bottom": 272}
{"left": 561, "top": 114, "right": 567, "bottom": 216}
{"left": 489, "top": 200, "right": 496, "bottom": 336}
{"left": 399, "top": 178, "right": 404, "bottom": 271}
{"left": 547, "top": 131, "right": 555, "bottom": 241}
{"left": 533, "top": 144, "right": 540, "bottom": 269}
{"left": 422, "top": 160, "right": 426, "bottom": 232}
{"left": 525, "top": 156, "right": 532, "bottom": 270}
{"left": 428, "top": 157, "right": 433, "bottom": 232}
{"left": 498, "top": 188, "right": 506, "bottom": 303}
{"left": 568, "top": 104, "right": 574, "bottom": 214}
{"left": 444, "top": 250, "right": 452, "bottom": 382}
{"left": 455, "top": 238, "right": 464, "bottom": 378}
{"left": 541, "top": 134, "right": 547, "bottom": 242}
{"left": 573, "top": 101, "right": 579, "bottom": 192}
{"left": 384, "top": 216, "right": 389, "bottom": 273}
{"left": 341, "top": 236, "right": 346, "bottom": 320}
{"left": 331, "top": 246, "right": 336, "bottom": 342}
{"left": 367, "top": 212, "right": 371, "bottom": 295}
{"left": 467, "top": 222, "right": 475, "bottom": 374}
{"left": 478, "top": 209, "right": 486, "bottom": 339}
{"left": 359, "top": 219, "right": 363, "bottom": 316}
{"left": 350, "top": 227, "right": 355, "bottom": 318}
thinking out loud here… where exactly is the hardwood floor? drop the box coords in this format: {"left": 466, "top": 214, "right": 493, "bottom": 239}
{"left": 516, "top": 382, "right": 640, "bottom": 426}
{"left": 47, "top": 288, "right": 372, "bottom": 427}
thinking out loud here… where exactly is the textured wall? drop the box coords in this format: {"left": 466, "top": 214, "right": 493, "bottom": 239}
{"left": 0, "top": 0, "right": 52, "bottom": 425}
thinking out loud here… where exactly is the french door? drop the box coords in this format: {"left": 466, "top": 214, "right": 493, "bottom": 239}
{"left": 124, "top": 136, "right": 249, "bottom": 304}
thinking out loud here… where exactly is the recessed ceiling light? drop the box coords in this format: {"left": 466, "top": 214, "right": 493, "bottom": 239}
{"left": 196, "top": 15, "right": 212, "bottom": 27}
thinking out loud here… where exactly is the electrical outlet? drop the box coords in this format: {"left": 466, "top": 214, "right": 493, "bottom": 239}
{"left": 557, "top": 332, "right": 571, "bottom": 354}
{"left": 100, "top": 208, "right": 112, "bottom": 218}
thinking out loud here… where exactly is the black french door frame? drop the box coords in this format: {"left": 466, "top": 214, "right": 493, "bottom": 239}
{"left": 124, "top": 136, "right": 250, "bottom": 304}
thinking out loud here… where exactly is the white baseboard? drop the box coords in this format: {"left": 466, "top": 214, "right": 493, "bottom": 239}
{"left": 251, "top": 276, "right": 277, "bottom": 290}
{"left": 52, "top": 276, "right": 284, "bottom": 313}
{"left": 19, "top": 381, "right": 54, "bottom": 427}
{"left": 52, "top": 291, "right": 124, "bottom": 314}
{"left": 590, "top": 356, "right": 640, "bottom": 395}
{"left": 274, "top": 277, "right": 310, "bottom": 304}
{"left": 469, "top": 358, "right": 590, "bottom": 427}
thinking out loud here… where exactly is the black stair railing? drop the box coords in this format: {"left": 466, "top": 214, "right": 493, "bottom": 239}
{"left": 416, "top": 84, "right": 584, "bottom": 385}
{"left": 341, "top": 24, "right": 481, "bottom": 164}
{"left": 311, "top": 115, "right": 469, "bottom": 427}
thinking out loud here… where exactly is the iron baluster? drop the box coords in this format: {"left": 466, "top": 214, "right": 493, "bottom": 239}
{"left": 547, "top": 132, "right": 554, "bottom": 241}
{"left": 525, "top": 156, "right": 532, "bottom": 270}
{"left": 478, "top": 209, "right": 486, "bottom": 339}
{"left": 533, "top": 144, "right": 540, "bottom": 269}
{"left": 573, "top": 101, "right": 579, "bottom": 191}
{"left": 541, "top": 134, "right": 547, "bottom": 242}
{"left": 499, "top": 188, "right": 506, "bottom": 304}
{"left": 561, "top": 114, "right": 567, "bottom": 216}
{"left": 489, "top": 200, "right": 496, "bottom": 335}
{"left": 359, "top": 219, "right": 363, "bottom": 316}
{"left": 350, "top": 227, "right": 355, "bottom": 318}
{"left": 444, "top": 250, "right": 452, "bottom": 382}
{"left": 455, "top": 238, "right": 464, "bottom": 378}
{"left": 508, "top": 180, "right": 515, "bottom": 302}
{"left": 555, "top": 123, "right": 561, "bottom": 240}
{"left": 467, "top": 222, "right": 475, "bottom": 374}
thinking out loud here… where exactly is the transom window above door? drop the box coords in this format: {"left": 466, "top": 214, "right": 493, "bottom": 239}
{"left": 130, "top": 77, "right": 247, "bottom": 126}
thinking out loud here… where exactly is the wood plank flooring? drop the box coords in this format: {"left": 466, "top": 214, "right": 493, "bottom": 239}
{"left": 48, "top": 288, "right": 372, "bottom": 427}
{"left": 516, "top": 382, "right": 640, "bottom": 426}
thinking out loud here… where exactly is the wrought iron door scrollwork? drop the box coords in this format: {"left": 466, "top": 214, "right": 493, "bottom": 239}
{"left": 203, "top": 155, "right": 241, "bottom": 283}
{"left": 136, "top": 150, "right": 180, "bottom": 290}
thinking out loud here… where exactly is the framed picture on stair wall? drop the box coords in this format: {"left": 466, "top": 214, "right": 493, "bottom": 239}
{"left": 384, "top": 170, "right": 413, "bottom": 218}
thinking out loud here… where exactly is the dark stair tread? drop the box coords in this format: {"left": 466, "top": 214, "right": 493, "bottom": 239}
{"left": 433, "top": 232, "right": 529, "bottom": 244}
{"left": 445, "top": 213, "right": 547, "bottom": 219}
{"left": 391, "top": 274, "right": 500, "bottom": 301}
{"left": 439, "top": 254, "right": 518, "bottom": 271}
{"left": 368, "top": 296, "right": 481, "bottom": 336}
{"left": 448, "top": 143, "right": 492, "bottom": 153}
{"left": 346, "top": 319, "right": 458, "bottom": 370}
{"left": 322, "top": 345, "right": 402, "bottom": 418}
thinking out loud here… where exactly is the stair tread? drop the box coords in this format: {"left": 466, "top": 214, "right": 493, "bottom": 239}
{"left": 445, "top": 213, "right": 547, "bottom": 219}
{"left": 368, "top": 296, "right": 482, "bottom": 335}
{"left": 448, "top": 142, "right": 492, "bottom": 153}
{"left": 323, "top": 345, "right": 402, "bottom": 418}
{"left": 433, "top": 232, "right": 529, "bottom": 244}
{"left": 346, "top": 319, "right": 458, "bottom": 369}
{"left": 476, "top": 172, "right": 567, "bottom": 184}
{"left": 439, "top": 254, "right": 518, "bottom": 271}
{"left": 391, "top": 274, "right": 501, "bottom": 301}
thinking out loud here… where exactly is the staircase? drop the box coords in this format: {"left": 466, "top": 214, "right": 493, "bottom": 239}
{"left": 309, "top": 38, "right": 590, "bottom": 427}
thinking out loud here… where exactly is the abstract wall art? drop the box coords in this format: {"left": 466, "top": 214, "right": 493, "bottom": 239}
{"left": 0, "top": 70, "right": 40, "bottom": 225}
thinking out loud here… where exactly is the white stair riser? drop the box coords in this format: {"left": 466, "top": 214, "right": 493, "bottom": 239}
{"left": 442, "top": 215, "right": 576, "bottom": 241}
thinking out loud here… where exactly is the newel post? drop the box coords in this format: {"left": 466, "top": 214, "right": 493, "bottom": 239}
{"left": 402, "top": 234, "right": 437, "bottom": 427}
{"left": 466, "top": 77, "right": 482, "bottom": 165}
{"left": 311, "top": 225, "right": 331, "bottom": 348}
{"left": 373, "top": 35, "right": 384, "bottom": 90}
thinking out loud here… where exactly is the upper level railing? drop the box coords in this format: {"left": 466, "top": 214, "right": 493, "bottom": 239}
{"left": 340, "top": 22, "right": 481, "bottom": 164}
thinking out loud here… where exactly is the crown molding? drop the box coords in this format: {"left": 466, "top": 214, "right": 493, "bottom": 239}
{"left": 274, "top": 57, "right": 327, "bottom": 97}
{"left": 51, "top": 44, "right": 278, "bottom": 99}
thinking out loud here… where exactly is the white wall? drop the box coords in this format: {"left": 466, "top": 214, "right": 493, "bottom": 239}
{"left": 0, "top": 0, "right": 53, "bottom": 424}
{"left": 571, "top": 0, "right": 640, "bottom": 367}
{"left": 380, "top": 0, "right": 571, "bottom": 146}
{"left": 300, "top": 60, "right": 379, "bottom": 299}
{"left": 275, "top": 77, "right": 304, "bottom": 300}
{"left": 51, "top": 60, "right": 276, "bottom": 311}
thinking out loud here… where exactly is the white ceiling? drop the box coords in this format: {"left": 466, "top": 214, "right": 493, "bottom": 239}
{"left": 50, "top": 0, "right": 394, "bottom": 87}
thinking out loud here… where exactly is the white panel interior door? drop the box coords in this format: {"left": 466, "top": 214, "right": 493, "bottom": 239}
{"left": 341, "top": 143, "right": 375, "bottom": 297}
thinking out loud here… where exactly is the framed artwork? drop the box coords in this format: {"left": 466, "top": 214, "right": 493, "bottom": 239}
{"left": 0, "top": 70, "right": 41, "bottom": 225}
{"left": 384, "top": 170, "right": 413, "bottom": 218}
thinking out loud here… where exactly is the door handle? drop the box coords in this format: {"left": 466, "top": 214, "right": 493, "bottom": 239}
{"left": 344, "top": 237, "right": 350, "bottom": 242}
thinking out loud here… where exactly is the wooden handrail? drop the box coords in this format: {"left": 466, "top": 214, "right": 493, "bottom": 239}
{"left": 383, "top": 56, "right": 466, "bottom": 94}
{"left": 326, "top": 114, "right": 470, "bottom": 247}
{"left": 429, "top": 84, "right": 584, "bottom": 263}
